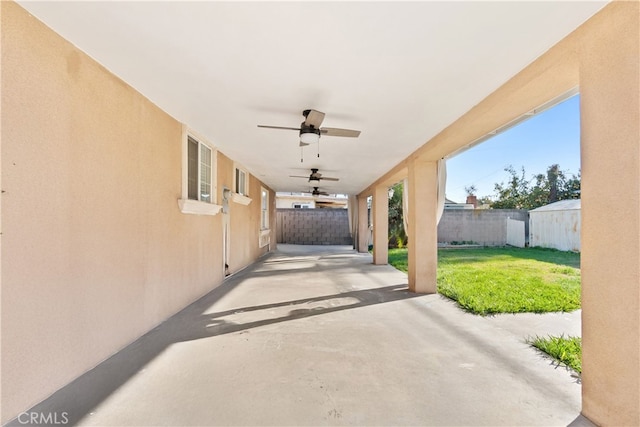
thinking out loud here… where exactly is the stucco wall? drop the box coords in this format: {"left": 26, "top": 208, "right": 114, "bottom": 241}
{"left": 229, "top": 173, "right": 271, "bottom": 272}
{"left": 0, "top": 2, "right": 273, "bottom": 422}
{"left": 217, "top": 152, "right": 273, "bottom": 274}
{"left": 437, "top": 209, "right": 528, "bottom": 246}
{"left": 578, "top": 2, "right": 639, "bottom": 425}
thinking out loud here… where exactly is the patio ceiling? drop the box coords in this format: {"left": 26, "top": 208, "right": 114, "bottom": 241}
{"left": 18, "top": 1, "right": 607, "bottom": 195}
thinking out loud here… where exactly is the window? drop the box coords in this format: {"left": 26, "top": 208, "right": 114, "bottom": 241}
{"left": 188, "top": 136, "right": 212, "bottom": 203}
{"left": 230, "top": 164, "right": 251, "bottom": 206}
{"left": 259, "top": 187, "right": 270, "bottom": 248}
{"left": 235, "top": 167, "right": 248, "bottom": 196}
{"left": 261, "top": 188, "right": 269, "bottom": 230}
{"left": 179, "top": 129, "right": 221, "bottom": 216}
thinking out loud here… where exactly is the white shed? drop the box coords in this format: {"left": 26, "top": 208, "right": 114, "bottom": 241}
{"left": 529, "top": 199, "right": 581, "bottom": 252}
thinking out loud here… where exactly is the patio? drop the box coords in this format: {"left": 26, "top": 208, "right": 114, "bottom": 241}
{"left": 11, "top": 245, "right": 584, "bottom": 426}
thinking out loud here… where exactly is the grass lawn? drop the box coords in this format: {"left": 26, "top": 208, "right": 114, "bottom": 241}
{"left": 388, "top": 247, "right": 581, "bottom": 315}
{"left": 529, "top": 335, "right": 582, "bottom": 373}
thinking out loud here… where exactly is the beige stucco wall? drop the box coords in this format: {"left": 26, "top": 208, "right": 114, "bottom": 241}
{"left": 216, "top": 152, "right": 273, "bottom": 274}
{"left": 0, "top": 2, "right": 274, "bottom": 422}
{"left": 578, "top": 2, "right": 639, "bottom": 425}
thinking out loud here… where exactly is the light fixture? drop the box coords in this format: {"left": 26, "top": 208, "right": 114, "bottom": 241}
{"left": 299, "top": 131, "right": 320, "bottom": 146}
{"left": 300, "top": 128, "right": 320, "bottom": 146}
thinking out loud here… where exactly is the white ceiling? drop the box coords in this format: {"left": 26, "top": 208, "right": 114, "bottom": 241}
{"left": 18, "top": 1, "right": 607, "bottom": 195}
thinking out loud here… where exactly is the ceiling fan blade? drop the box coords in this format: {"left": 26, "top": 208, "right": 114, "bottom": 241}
{"left": 257, "top": 125, "right": 301, "bottom": 131}
{"left": 304, "top": 109, "right": 325, "bottom": 128}
{"left": 320, "top": 127, "right": 361, "bottom": 138}
{"left": 289, "top": 175, "right": 311, "bottom": 179}
{"left": 310, "top": 186, "right": 329, "bottom": 196}
{"left": 299, "top": 141, "right": 310, "bottom": 147}
{"left": 320, "top": 177, "right": 339, "bottom": 181}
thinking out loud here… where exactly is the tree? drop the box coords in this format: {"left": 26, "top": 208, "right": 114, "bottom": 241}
{"left": 478, "top": 195, "right": 494, "bottom": 206}
{"left": 464, "top": 185, "right": 477, "bottom": 196}
{"left": 558, "top": 169, "right": 581, "bottom": 200}
{"left": 547, "top": 164, "right": 560, "bottom": 203}
{"left": 388, "top": 182, "right": 406, "bottom": 248}
{"left": 486, "top": 164, "right": 580, "bottom": 210}
{"left": 490, "top": 166, "right": 531, "bottom": 209}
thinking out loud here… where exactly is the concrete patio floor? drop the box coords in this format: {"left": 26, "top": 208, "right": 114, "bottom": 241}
{"left": 11, "top": 245, "right": 584, "bottom": 426}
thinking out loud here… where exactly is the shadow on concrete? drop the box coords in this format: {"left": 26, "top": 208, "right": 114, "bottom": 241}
{"left": 202, "top": 284, "right": 414, "bottom": 321}
{"left": 5, "top": 263, "right": 418, "bottom": 426}
{"left": 406, "top": 299, "right": 582, "bottom": 404}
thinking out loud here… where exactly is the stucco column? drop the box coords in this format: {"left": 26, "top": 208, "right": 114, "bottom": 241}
{"left": 372, "top": 185, "right": 388, "bottom": 265}
{"left": 579, "top": 3, "right": 640, "bottom": 425}
{"left": 407, "top": 159, "right": 437, "bottom": 293}
{"left": 347, "top": 195, "right": 356, "bottom": 248}
{"left": 357, "top": 195, "right": 369, "bottom": 253}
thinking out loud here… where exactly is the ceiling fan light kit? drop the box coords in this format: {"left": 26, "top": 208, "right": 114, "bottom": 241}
{"left": 299, "top": 131, "right": 320, "bottom": 146}
{"left": 258, "top": 107, "right": 360, "bottom": 163}
{"left": 258, "top": 108, "right": 360, "bottom": 150}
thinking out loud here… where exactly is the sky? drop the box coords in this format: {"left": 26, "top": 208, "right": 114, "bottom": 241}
{"left": 445, "top": 95, "right": 581, "bottom": 203}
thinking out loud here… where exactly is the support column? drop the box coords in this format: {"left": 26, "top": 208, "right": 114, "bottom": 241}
{"left": 407, "top": 159, "right": 438, "bottom": 293}
{"left": 579, "top": 3, "right": 639, "bottom": 425}
{"left": 347, "top": 195, "right": 357, "bottom": 249}
{"left": 372, "top": 185, "right": 388, "bottom": 265}
{"left": 357, "top": 195, "right": 369, "bottom": 253}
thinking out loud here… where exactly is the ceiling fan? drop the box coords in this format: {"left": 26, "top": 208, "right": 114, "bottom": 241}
{"left": 310, "top": 187, "right": 329, "bottom": 196}
{"left": 290, "top": 168, "right": 339, "bottom": 182}
{"left": 258, "top": 109, "right": 361, "bottom": 147}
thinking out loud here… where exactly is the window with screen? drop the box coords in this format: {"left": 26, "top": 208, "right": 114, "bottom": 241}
{"left": 261, "top": 188, "right": 269, "bottom": 229}
{"left": 187, "top": 135, "right": 213, "bottom": 203}
{"left": 235, "top": 167, "right": 247, "bottom": 196}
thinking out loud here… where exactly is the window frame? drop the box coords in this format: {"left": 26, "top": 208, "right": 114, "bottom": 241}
{"left": 259, "top": 186, "right": 271, "bottom": 248}
{"left": 231, "top": 163, "right": 252, "bottom": 205}
{"left": 260, "top": 187, "right": 269, "bottom": 230}
{"left": 234, "top": 165, "right": 248, "bottom": 197}
{"left": 178, "top": 126, "right": 222, "bottom": 215}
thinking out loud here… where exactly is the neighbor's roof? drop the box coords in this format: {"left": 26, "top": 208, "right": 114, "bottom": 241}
{"left": 530, "top": 199, "right": 581, "bottom": 212}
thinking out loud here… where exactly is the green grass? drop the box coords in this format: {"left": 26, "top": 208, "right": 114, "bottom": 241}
{"left": 388, "top": 247, "right": 581, "bottom": 315}
{"left": 529, "top": 335, "right": 582, "bottom": 373}
{"left": 388, "top": 248, "right": 409, "bottom": 272}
